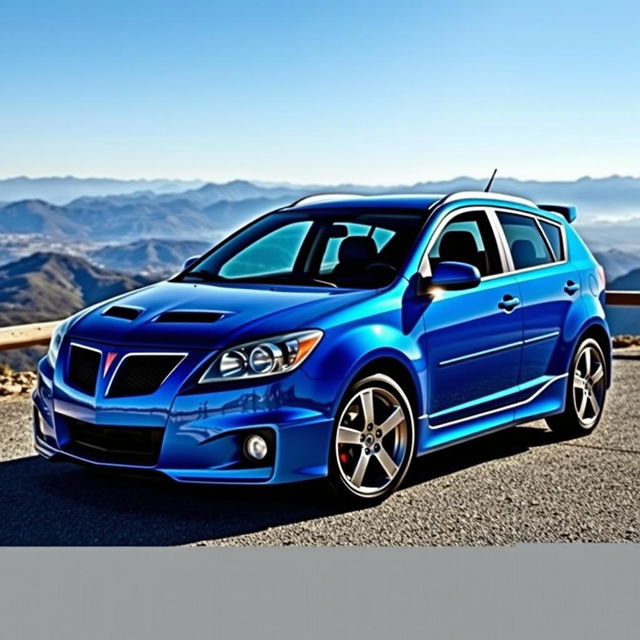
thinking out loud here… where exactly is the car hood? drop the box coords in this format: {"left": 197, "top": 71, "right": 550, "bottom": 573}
{"left": 68, "top": 280, "right": 374, "bottom": 349}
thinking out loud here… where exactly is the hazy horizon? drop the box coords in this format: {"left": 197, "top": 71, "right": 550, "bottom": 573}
{"left": 2, "top": 173, "right": 640, "bottom": 187}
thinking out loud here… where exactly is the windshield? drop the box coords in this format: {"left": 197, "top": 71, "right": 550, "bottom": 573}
{"left": 177, "top": 210, "right": 426, "bottom": 289}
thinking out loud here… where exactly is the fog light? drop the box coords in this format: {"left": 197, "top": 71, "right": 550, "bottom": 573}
{"left": 244, "top": 434, "right": 268, "bottom": 461}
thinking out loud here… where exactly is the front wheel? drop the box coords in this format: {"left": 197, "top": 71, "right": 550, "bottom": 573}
{"left": 328, "top": 374, "right": 415, "bottom": 503}
{"left": 546, "top": 337, "right": 608, "bottom": 437}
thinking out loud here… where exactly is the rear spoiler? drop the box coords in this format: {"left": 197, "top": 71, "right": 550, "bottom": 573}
{"left": 538, "top": 204, "right": 577, "bottom": 223}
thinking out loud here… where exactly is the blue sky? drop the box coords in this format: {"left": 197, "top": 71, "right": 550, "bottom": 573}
{"left": 1, "top": 0, "right": 639, "bottom": 184}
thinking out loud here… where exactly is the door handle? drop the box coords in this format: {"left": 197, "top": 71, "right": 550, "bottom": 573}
{"left": 498, "top": 295, "right": 521, "bottom": 312}
{"left": 564, "top": 280, "right": 580, "bottom": 295}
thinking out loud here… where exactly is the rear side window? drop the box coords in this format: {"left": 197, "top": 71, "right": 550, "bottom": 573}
{"left": 497, "top": 212, "right": 553, "bottom": 270}
{"left": 539, "top": 220, "right": 564, "bottom": 261}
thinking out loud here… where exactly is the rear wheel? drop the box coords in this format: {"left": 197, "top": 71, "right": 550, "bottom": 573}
{"left": 328, "top": 374, "right": 415, "bottom": 503}
{"left": 546, "top": 337, "right": 607, "bottom": 436}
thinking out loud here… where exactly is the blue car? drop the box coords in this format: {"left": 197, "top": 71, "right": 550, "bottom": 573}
{"left": 33, "top": 191, "right": 611, "bottom": 502}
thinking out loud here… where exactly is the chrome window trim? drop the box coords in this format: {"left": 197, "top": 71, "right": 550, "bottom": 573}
{"left": 492, "top": 208, "right": 569, "bottom": 276}
{"left": 105, "top": 352, "right": 188, "bottom": 397}
{"left": 537, "top": 217, "right": 566, "bottom": 262}
{"left": 419, "top": 203, "right": 569, "bottom": 282}
{"left": 418, "top": 206, "right": 511, "bottom": 279}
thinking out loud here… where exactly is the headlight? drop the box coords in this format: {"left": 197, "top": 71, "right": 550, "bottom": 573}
{"left": 199, "top": 330, "right": 323, "bottom": 383}
{"left": 47, "top": 316, "right": 73, "bottom": 367}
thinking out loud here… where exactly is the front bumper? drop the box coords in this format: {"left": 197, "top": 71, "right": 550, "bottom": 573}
{"left": 33, "top": 355, "right": 337, "bottom": 485}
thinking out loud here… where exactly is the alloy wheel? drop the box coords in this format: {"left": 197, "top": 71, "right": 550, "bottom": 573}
{"left": 335, "top": 386, "right": 410, "bottom": 496}
{"left": 572, "top": 343, "right": 606, "bottom": 427}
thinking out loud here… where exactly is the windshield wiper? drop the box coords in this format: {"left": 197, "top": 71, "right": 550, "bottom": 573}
{"left": 251, "top": 274, "right": 338, "bottom": 288}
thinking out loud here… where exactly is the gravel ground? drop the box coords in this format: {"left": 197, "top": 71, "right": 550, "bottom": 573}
{"left": 0, "top": 355, "right": 638, "bottom": 546}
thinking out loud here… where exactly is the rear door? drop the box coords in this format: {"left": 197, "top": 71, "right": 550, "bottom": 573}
{"left": 494, "top": 210, "right": 579, "bottom": 395}
{"left": 421, "top": 208, "right": 523, "bottom": 431}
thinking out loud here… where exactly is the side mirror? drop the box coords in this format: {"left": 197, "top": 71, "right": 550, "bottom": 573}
{"left": 181, "top": 255, "right": 200, "bottom": 271}
{"left": 423, "top": 261, "right": 481, "bottom": 293}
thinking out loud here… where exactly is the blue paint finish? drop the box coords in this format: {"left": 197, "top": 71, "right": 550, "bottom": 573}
{"left": 33, "top": 192, "right": 610, "bottom": 486}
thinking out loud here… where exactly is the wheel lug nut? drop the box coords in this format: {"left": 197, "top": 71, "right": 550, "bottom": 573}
{"left": 367, "top": 424, "right": 373, "bottom": 431}
{"left": 375, "top": 429, "right": 382, "bottom": 438}
{"left": 365, "top": 448, "right": 370, "bottom": 455}
{"left": 360, "top": 434, "right": 365, "bottom": 442}
{"left": 374, "top": 444, "right": 380, "bottom": 452}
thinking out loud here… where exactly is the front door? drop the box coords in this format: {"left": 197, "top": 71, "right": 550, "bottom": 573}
{"left": 421, "top": 209, "right": 523, "bottom": 440}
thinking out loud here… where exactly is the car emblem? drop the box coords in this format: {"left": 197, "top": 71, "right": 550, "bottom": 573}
{"left": 103, "top": 352, "right": 118, "bottom": 376}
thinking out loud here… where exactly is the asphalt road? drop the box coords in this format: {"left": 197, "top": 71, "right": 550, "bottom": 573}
{"left": 0, "top": 354, "right": 638, "bottom": 546}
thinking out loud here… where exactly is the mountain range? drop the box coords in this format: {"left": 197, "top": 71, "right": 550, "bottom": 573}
{"left": 0, "top": 176, "right": 206, "bottom": 205}
{"left": 0, "top": 253, "right": 154, "bottom": 370}
{"left": 1, "top": 176, "right": 639, "bottom": 246}
{"left": 89, "top": 239, "right": 211, "bottom": 275}
{"left": 1, "top": 174, "right": 639, "bottom": 215}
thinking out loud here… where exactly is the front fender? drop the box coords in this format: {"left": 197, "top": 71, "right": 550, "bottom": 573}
{"left": 302, "top": 323, "right": 426, "bottom": 415}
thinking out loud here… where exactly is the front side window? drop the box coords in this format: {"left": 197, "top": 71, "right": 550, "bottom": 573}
{"left": 428, "top": 210, "right": 503, "bottom": 277}
{"left": 497, "top": 212, "right": 554, "bottom": 270}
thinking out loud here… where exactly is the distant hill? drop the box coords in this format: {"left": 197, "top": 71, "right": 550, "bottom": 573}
{"left": 0, "top": 200, "right": 87, "bottom": 238}
{"left": 0, "top": 176, "right": 206, "bottom": 205}
{"left": 0, "top": 252, "right": 152, "bottom": 326}
{"left": 0, "top": 195, "right": 289, "bottom": 242}
{"left": 0, "top": 253, "right": 154, "bottom": 370}
{"left": 89, "top": 239, "right": 212, "bottom": 275}
{"left": 593, "top": 249, "right": 640, "bottom": 283}
{"left": 1, "top": 174, "right": 639, "bottom": 220}
{"left": 609, "top": 269, "right": 640, "bottom": 291}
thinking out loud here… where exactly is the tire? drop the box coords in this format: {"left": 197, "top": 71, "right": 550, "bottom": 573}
{"left": 546, "top": 337, "right": 608, "bottom": 437}
{"left": 328, "top": 373, "right": 416, "bottom": 503}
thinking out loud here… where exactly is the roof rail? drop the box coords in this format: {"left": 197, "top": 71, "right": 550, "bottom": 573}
{"left": 289, "top": 193, "right": 365, "bottom": 207}
{"left": 432, "top": 190, "right": 537, "bottom": 209}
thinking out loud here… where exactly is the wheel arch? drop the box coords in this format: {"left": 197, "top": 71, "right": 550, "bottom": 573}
{"left": 341, "top": 356, "right": 422, "bottom": 421}
{"left": 577, "top": 322, "right": 612, "bottom": 387}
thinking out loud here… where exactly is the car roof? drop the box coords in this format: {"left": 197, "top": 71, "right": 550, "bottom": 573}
{"left": 276, "top": 191, "right": 569, "bottom": 225}
{"left": 280, "top": 193, "right": 443, "bottom": 213}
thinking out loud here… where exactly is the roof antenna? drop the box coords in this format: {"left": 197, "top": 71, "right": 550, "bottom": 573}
{"left": 484, "top": 168, "right": 498, "bottom": 192}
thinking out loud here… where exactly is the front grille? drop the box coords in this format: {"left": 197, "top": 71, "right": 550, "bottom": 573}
{"left": 156, "top": 311, "right": 223, "bottom": 323}
{"left": 67, "top": 419, "right": 163, "bottom": 466}
{"left": 108, "top": 354, "right": 184, "bottom": 397}
{"left": 67, "top": 344, "right": 101, "bottom": 395}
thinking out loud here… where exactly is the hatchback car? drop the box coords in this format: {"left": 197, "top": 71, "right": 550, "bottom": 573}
{"left": 33, "top": 191, "right": 611, "bottom": 502}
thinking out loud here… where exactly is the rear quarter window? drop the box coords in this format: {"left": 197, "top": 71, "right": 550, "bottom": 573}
{"left": 539, "top": 220, "right": 565, "bottom": 261}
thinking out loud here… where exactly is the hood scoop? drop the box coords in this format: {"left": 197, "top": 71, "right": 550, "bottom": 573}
{"left": 103, "top": 305, "right": 143, "bottom": 321}
{"left": 155, "top": 310, "right": 224, "bottom": 323}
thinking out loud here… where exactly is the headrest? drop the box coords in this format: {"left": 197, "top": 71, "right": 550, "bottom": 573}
{"left": 338, "top": 236, "right": 377, "bottom": 264}
{"left": 511, "top": 239, "right": 537, "bottom": 269}
{"left": 438, "top": 230, "right": 479, "bottom": 262}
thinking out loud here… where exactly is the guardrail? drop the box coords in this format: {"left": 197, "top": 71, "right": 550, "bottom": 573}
{"left": 0, "top": 291, "right": 638, "bottom": 352}
{"left": 0, "top": 320, "right": 61, "bottom": 351}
